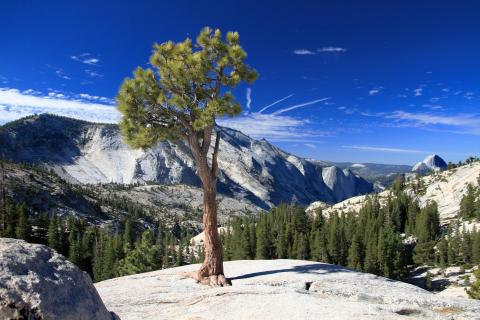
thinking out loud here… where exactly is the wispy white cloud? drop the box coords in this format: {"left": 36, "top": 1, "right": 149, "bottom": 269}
{"left": 258, "top": 94, "right": 294, "bottom": 114}
{"left": 0, "top": 87, "right": 118, "bottom": 124}
{"left": 368, "top": 86, "right": 383, "bottom": 96}
{"left": 218, "top": 112, "right": 327, "bottom": 142}
{"left": 77, "top": 93, "right": 114, "bottom": 104}
{"left": 55, "top": 68, "right": 71, "bottom": 80}
{"left": 423, "top": 104, "right": 444, "bottom": 110}
{"left": 85, "top": 69, "right": 103, "bottom": 78}
{"left": 245, "top": 88, "right": 252, "bottom": 111}
{"left": 342, "top": 145, "right": 428, "bottom": 154}
{"left": 317, "top": 46, "right": 347, "bottom": 53}
{"left": 387, "top": 111, "right": 480, "bottom": 127}
{"left": 22, "top": 89, "right": 41, "bottom": 95}
{"left": 45, "top": 65, "right": 71, "bottom": 80}
{"left": 71, "top": 53, "right": 100, "bottom": 65}
{"left": 293, "top": 49, "right": 316, "bottom": 55}
{"left": 304, "top": 143, "right": 316, "bottom": 149}
{"left": 271, "top": 97, "right": 330, "bottom": 115}
{"left": 414, "top": 88, "right": 423, "bottom": 96}
{"left": 382, "top": 110, "right": 480, "bottom": 135}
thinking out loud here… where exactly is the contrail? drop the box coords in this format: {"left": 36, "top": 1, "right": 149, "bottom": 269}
{"left": 272, "top": 97, "right": 330, "bottom": 115}
{"left": 258, "top": 94, "right": 294, "bottom": 114}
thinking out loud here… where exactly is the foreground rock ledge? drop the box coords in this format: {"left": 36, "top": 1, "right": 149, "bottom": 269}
{"left": 95, "top": 259, "right": 480, "bottom": 320}
{"left": 0, "top": 238, "right": 113, "bottom": 320}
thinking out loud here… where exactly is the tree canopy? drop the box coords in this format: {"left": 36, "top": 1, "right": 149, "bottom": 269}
{"left": 117, "top": 27, "right": 257, "bottom": 149}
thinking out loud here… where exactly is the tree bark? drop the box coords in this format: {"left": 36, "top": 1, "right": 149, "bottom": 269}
{"left": 196, "top": 178, "right": 225, "bottom": 277}
{"left": 187, "top": 129, "right": 230, "bottom": 286}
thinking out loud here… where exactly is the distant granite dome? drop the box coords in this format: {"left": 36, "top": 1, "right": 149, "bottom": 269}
{"left": 0, "top": 114, "right": 373, "bottom": 207}
{"left": 412, "top": 154, "right": 447, "bottom": 173}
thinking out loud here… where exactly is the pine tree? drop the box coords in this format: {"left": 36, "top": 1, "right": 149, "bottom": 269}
{"left": 123, "top": 219, "right": 133, "bottom": 250}
{"left": 461, "top": 232, "right": 473, "bottom": 266}
{"left": 4, "top": 201, "right": 17, "bottom": 238}
{"left": 116, "top": 27, "right": 257, "bottom": 285}
{"left": 255, "top": 216, "right": 272, "bottom": 259}
{"left": 93, "top": 232, "right": 104, "bottom": 282}
{"left": 406, "top": 201, "right": 420, "bottom": 235}
{"left": 15, "top": 203, "right": 30, "bottom": 241}
{"left": 472, "top": 230, "right": 480, "bottom": 264}
{"left": 413, "top": 202, "right": 440, "bottom": 265}
{"left": 47, "top": 215, "right": 60, "bottom": 251}
{"left": 296, "top": 233, "right": 309, "bottom": 260}
{"left": 466, "top": 268, "right": 480, "bottom": 300}
{"left": 327, "top": 213, "right": 342, "bottom": 264}
{"left": 437, "top": 237, "right": 449, "bottom": 268}
{"left": 68, "top": 236, "right": 81, "bottom": 266}
{"left": 102, "top": 235, "right": 116, "bottom": 280}
{"left": 348, "top": 232, "right": 363, "bottom": 270}
{"left": 176, "top": 241, "right": 183, "bottom": 267}
{"left": 116, "top": 230, "right": 161, "bottom": 276}
{"left": 460, "top": 184, "right": 477, "bottom": 219}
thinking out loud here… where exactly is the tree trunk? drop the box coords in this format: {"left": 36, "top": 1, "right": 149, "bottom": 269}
{"left": 197, "top": 179, "right": 224, "bottom": 276}
{"left": 187, "top": 130, "right": 230, "bottom": 286}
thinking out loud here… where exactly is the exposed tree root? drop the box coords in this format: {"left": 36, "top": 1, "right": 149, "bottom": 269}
{"left": 182, "top": 271, "right": 232, "bottom": 287}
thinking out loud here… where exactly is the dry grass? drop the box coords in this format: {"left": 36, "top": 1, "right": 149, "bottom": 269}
{"left": 432, "top": 306, "right": 463, "bottom": 314}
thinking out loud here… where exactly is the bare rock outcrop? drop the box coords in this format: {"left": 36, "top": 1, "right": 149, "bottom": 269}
{"left": 0, "top": 238, "right": 113, "bottom": 320}
{"left": 96, "top": 259, "right": 480, "bottom": 320}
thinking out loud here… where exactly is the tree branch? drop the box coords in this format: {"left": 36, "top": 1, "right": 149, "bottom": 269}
{"left": 211, "top": 129, "right": 221, "bottom": 179}
{"left": 201, "top": 125, "right": 213, "bottom": 156}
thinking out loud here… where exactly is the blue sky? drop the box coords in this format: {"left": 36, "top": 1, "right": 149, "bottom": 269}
{"left": 1, "top": 1, "right": 479, "bottom": 165}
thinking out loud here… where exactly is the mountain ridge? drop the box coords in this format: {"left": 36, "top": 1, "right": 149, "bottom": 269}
{"left": 0, "top": 114, "right": 374, "bottom": 208}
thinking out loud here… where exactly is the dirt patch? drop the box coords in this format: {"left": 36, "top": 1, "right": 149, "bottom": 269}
{"left": 432, "top": 306, "right": 463, "bottom": 314}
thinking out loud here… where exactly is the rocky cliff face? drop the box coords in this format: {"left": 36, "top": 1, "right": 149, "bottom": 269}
{"left": 0, "top": 114, "right": 373, "bottom": 208}
{"left": 0, "top": 238, "right": 114, "bottom": 320}
{"left": 412, "top": 154, "right": 448, "bottom": 174}
{"left": 307, "top": 161, "right": 480, "bottom": 222}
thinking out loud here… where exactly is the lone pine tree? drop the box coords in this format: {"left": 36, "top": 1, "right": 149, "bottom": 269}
{"left": 117, "top": 27, "right": 257, "bottom": 286}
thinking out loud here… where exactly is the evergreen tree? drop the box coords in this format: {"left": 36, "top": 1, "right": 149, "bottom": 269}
{"left": 466, "top": 267, "right": 480, "bottom": 300}
{"left": 413, "top": 201, "right": 440, "bottom": 265}
{"left": 472, "top": 230, "right": 480, "bottom": 264}
{"left": 437, "top": 237, "right": 449, "bottom": 268}
{"left": 4, "top": 201, "right": 17, "bottom": 238}
{"left": 47, "top": 215, "right": 60, "bottom": 251}
{"left": 255, "top": 216, "right": 272, "bottom": 259}
{"left": 92, "top": 232, "right": 104, "bottom": 281}
{"left": 461, "top": 232, "right": 473, "bottom": 266}
{"left": 348, "top": 232, "right": 363, "bottom": 270}
{"left": 176, "top": 241, "right": 184, "bottom": 267}
{"left": 116, "top": 26, "right": 257, "bottom": 285}
{"left": 123, "top": 219, "right": 133, "bottom": 250}
{"left": 68, "top": 236, "right": 81, "bottom": 266}
{"left": 406, "top": 201, "right": 420, "bottom": 235}
{"left": 460, "top": 184, "right": 477, "bottom": 219}
{"left": 102, "top": 235, "right": 116, "bottom": 280}
{"left": 116, "top": 230, "right": 161, "bottom": 276}
{"left": 15, "top": 203, "right": 30, "bottom": 241}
